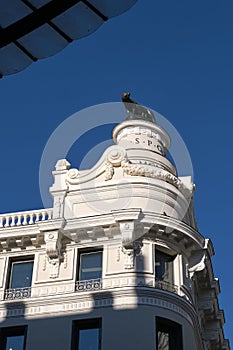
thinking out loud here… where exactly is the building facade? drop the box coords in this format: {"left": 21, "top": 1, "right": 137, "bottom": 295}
{"left": 0, "top": 104, "right": 230, "bottom": 349}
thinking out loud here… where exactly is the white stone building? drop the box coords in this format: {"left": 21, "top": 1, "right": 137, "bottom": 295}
{"left": 0, "top": 103, "right": 230, "bottom": 350}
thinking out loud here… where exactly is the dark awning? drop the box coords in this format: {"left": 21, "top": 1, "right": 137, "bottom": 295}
{"left": 0, "top": 0, "right": 137, "bottom": 77}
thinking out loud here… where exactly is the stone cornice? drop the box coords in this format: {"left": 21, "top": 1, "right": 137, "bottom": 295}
{"left": 0, "top": 285, "right": 196, "bottom": 321}
{"left": 0, "top": 212, "right": 206, "bottom": 255}
{"left": 112, "top": 119, "right": 171, "bottom": 149}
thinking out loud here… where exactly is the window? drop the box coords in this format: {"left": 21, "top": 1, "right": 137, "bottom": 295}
{"left": 71, "top": 319, "right": 101, "bottom": 350}
{"left": 5, "top": 258, "right": 34, "bottom": 299}
{"left": 155, "top": 249, "right": 175, "bottom": 284}
{"left": 156, "top": 317, "right": 182, "bottom": 350}
{"left": 0, "top": 326, "right": 27, "bottom": 350}
{"left": 79, "top": 251, "right": 102, "bottom": 281}
{"left": 76, "top": 250, "right": 102, "bottom": 291}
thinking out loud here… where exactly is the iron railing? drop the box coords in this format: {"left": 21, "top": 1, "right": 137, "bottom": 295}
{"left": 4, "top": 287, "right": 31, "bottom": 300}
{"left": 154, "top": 279, "right": 179, "bottom": 294}
{"left": 76, "top": 278, "right": 102, "bottom": 292}
{"left": 3, "top": 279, "right": 192, "bottom": 303}
{"left": 74, "top": 278, "right": 192, "bottom": 302}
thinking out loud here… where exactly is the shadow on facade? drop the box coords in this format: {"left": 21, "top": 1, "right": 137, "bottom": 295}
{"left": 0, "top": 254, "right": 159, "bottom": 349}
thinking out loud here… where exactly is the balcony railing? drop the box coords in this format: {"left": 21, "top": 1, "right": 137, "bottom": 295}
{"left": 154, "top": 279, "right": 179, "bottom": 294}
{"left": 4, "top": 287, "right": 31, "bottom": 300}
{"left": 76, "top": 279, "right": 102, "bottom": 292}
{"left": 3, "top": 279, "right": 192, "bottom": 303}
{"left": 0, "top": 208, "right": 53, "bottom": 228}
{"left": 75, "top": 278, "right": 192, "bottom": 303}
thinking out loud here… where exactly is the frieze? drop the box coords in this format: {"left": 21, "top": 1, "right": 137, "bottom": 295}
{"left": 0, "top": 291, "right": 193, "bottom": 326}
{"left": 121, "top": 158, "right": 186, "bottom": 192}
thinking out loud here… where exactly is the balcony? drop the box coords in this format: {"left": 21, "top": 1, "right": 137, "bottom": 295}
{"left": 154, "top": 279, "right": 178, "bottom": 294}
{"left": 74, "top": 278, "right": 193, "bottom": 303}
{"left": 4, "top": 287, "right": 31, "bottom": 300}
{"left": 76, "top": 279, "right": 102, "bottom": 292}
{"left": 2, "top": 279, "right": 193, "bottom": 304}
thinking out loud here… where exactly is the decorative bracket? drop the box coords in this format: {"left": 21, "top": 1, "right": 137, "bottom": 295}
{"left": 188, "top": 250, "right": 207, "bottom": 278}
{"left": 118, "top": 220, "right": 143, "bottom": 269}
{"left": 120, "top": 221, "right": 135, "bottom": 249}
{"left": 44, "top": 231, "right": 63, "bottom": 278}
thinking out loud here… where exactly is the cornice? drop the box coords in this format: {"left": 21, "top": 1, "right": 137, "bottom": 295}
{"left": 0, "top": 286, "right": 195, "bottom": 320}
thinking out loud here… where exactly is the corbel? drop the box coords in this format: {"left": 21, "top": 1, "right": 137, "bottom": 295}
{"left": 119, "top": 221, "right": 143, "bottom": 270}
{"left": 188, "top": 250, "right": 207, "bottom": 278}
{"left": 44, "top": 231, "right": 63, "bottom": 278}
{"left": 112, "top": 209, "right": 143, "bottom": 269}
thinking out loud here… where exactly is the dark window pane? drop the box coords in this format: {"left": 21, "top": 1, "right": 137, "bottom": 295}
{"left": 155, "top": 251, "right": 175, "bottom": 283}
{"left": 72, "top": 319, "right": 101, "bottom": 350}
{"left": 156, "top": 317, "right": 182, "bottom": 350}
{"left": 10, "top": 261, "right": 33, "bottom": 288}
{"left": 79, "top": 328, "right": 100, "bottom": 350}
{"left": 0, "top": 326, "right": 27, "bottom": 350}
{"left": 6, "top": 335, "right": 25, "bottom": 350}
{"left": 79, "top": 252, "right": 102, "bottom": 280}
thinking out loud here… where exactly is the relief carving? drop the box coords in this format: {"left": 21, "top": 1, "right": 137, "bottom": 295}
{"left": 121, "top": 158, "right": 181, "bottom": 187}
{"left": 104, "top": 148, "right": 126, "bottom": 181}
{"left": 119, "top": 220, "right": 143, "bottom": 269}
{"left": 53, "top": 195, "right": 65, "bottom": 219}
{"left": 49, "top": 258, "right": 60, "bottom": 279}
{"left": 121, "top": 241, "right": 143, "bottom": 269}
{"left": 44, "top": 231, "right": 63, "bottom": 279}
{"left": 105, "top": 162, "right": 114, "bottom": 180}
{"left": 121, "top": 247, "right": 134, "bottom": 269}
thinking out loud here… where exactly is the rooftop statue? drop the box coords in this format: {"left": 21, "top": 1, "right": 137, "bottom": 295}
{"left": 121, "top": 92, "right": 156, "bottom": 123}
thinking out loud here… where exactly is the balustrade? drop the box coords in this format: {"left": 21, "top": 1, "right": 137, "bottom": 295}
{"left": 0, "top": 208, "right": 53, "bottom": 228}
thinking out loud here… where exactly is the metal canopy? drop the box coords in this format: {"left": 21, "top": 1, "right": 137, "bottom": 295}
{"left": 0, "top": 0, "right": 137, "bottom": 77}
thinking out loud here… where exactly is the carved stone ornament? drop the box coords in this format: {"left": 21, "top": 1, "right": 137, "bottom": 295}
{"left": 49, "top": 258, "right": 60, "bottom": 279}
{"left": 66, "top": 168, "right": 79, "bottom": 184}
{"left": 53, "top": 194, "right": 65, "bottom": 219}
{"left": 65, "top": 146, "right": 126, "bottom": 184}
{"left": 121, "top": 240, "right": 143, "bottom": 269}
{"left": 105, "top": 162, "right": 114, "bottom": 181}
{"left": 107, "top": 148, "right": 126, "bottom": 166}
{"left": 121, "top": 247, "right": 134, "bottom": 269}
{"left": 44, "top": 231, "right": 63, "bottom": 279}
{"left": 104, "top": 148, "right": 126, "bottom": 181}
{"left": 55, "top": 159, "right": 71, "bottom": 171}
{"left": 188, "top": 251, "right": 206, "bottom": 278}
{"left": 120, "top": 221, "right": 135, "bottom": 249}
{"left": 119, "top": 220, "right": 143, "bottom": 269}
{"left": 120, "top": 158, "right": 190, "bottom": 195}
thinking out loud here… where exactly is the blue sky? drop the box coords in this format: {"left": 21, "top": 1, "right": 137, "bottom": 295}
{"left": 0, "top": 0, "right": 232, "bottom": 342}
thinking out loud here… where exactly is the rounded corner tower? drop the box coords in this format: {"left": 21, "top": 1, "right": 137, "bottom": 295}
{"left": 49, "top": 98, "right": 230, "bottom": 349}
{"left": 0, "top": 97, "right": 230, "bottom": 350}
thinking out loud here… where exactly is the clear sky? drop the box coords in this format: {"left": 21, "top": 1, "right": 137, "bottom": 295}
{"left": 0, "top": 0, "right": 232, "bottom": 342}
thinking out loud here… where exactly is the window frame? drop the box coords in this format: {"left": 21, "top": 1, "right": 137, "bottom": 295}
{"left": 0, "top": 325, "right": 28, "bottom": 350}
{"left": 77, "top": 249, "right": 103, "bottom": 282}
{"left": 155, "top": 247, "right": 176, "bottom": 284}
{"left": 71, "top": 318, "right": 102, "bottom": 350}
{"left": 5, "top": 256, "right": 34, "bottom": 300}
{"left": 156, "top": 317, "right": 183, "bottom": 350}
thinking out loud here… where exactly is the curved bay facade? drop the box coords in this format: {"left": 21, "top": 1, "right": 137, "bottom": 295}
{"left": 0, "top": 109, "right": 230, "bottom": 350}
